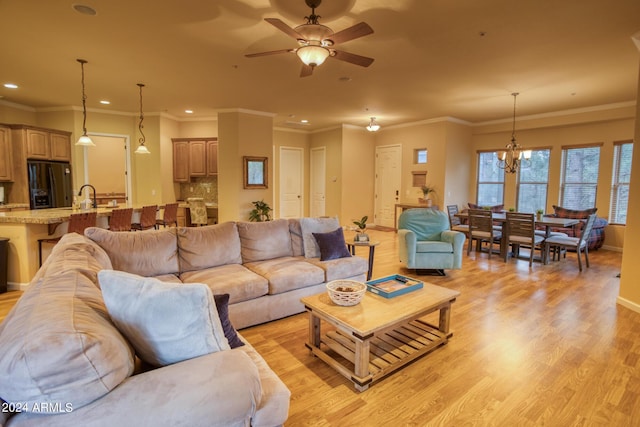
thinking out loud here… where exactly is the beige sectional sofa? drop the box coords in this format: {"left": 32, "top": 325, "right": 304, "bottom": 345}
{"left": 0, "top": 218, "right": 367, "bottom": 426}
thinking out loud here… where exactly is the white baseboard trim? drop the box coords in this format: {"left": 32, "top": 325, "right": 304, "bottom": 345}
{"left": 616, "top": 296, "right": 640, "bottom": 314}
{"left": 601, "top": 245, "right": 623, "bottom": 252}
{"left": 8, "top": 282, "right": 30, "bottom": 292}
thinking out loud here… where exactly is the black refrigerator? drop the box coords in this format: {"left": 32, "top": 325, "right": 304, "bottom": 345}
{"left": 27, "top": 160, "right": 73, "bottom": 209}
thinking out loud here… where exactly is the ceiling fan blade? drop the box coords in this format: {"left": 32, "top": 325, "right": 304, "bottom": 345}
{"left": 332, "top": 50, "right": 374, "bottom": 67}
{"left": 265, "top": 18, "right": 303, "bottom": 40}
{"left": 245, "top": 49, "right": 294, "bottom": 58}
{"left": 300, "top": 64, "right": 314, "bottom": 77}
{"left": 327, "top": 22, "right": 373, "bottom": 45}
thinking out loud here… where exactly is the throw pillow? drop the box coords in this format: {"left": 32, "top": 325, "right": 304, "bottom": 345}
{"left": 299, "top": 216, "right": 341, "bottom": 258}
{"left": 98, "top": 270, "right": 230, "bottom": 367}
{"left": 213, "top": 293, "right": 244, "bottom": 349}
{"left": 312, "top": 227, "right": 352, "bottom": 261}
{"left": 552, "top": 205, "right": 598, "bottom": 219}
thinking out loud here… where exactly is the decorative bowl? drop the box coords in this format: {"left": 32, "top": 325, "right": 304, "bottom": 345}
{"left": 326, "top": 280, "right": 366, "bottom": 306}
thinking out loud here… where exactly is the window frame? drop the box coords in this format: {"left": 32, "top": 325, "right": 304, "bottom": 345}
{"left": 476, "top": 150, "right": 505, "bottom": 206}
{"left": 559, "top": 143, "right": 602, "bottom": 210}
{"left": 516, "top": 148, "right": 551, "bottom": 213}
{"left": 609, "top": 140, "right": 633, "bottom": 225}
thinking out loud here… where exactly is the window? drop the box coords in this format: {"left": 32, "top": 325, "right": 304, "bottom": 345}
{"left": 610, "top": 141, "right": 633, "bottom": 224}
{"left": 477, "top": 151, "right": 504, "bottom": 206}
{"left": 560, "top": 145, "right": 601, "bottom": 210}
{"left": 517, "top": 149, "right": 550, "bottom": 213}
{"left": 414, "top": 148, "right": 427, "bottom": 164}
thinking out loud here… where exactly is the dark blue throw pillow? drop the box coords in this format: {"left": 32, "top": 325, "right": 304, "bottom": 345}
{"left": 213, "top": 293, "right": 244, "bottom": 348}
{"left": 312, "top": 227, "right": 352, "bottom": 261}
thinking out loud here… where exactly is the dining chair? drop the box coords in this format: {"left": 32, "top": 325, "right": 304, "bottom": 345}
{"left": 108, "top": 208, "right": 133, "bottom": 232}
{"left": 156, "top": 203, "right": 178, "bottom": 228}
{"left": 544, "top": 213, "right": 597, "bottom": 271}
{"left": 131, "top": 205, "right": 158, "bottom": 231}
{"left": 467, "top": 209, "right": 502, "bottom": 259}
{"left": 446, "top": 205, "right": 469, "bottom": 235}
{"left": 505, "top": 212, "right": 545, "bottom": 267}
{"left": 187, "top": 198, "right": 208, "bottom": 227}
{"left": 38, "top": 211, "right": 97, "bottom": 266}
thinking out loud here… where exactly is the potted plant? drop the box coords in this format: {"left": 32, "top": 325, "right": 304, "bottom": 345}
{"left": 536, "top": 209, "right": 544, "bottom": 221}
{"left": 352, "top": 216, "right": 369, "bottom": 242}
{"left": 248, "top": 200, "right": 272, "bottom": 222}
{"left": 420, "top": 185, "right": 436, "bottom": 207}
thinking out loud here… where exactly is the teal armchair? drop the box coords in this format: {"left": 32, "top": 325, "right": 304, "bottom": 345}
{"left": 398, "top": 209, "right": 465, "bottom": 275}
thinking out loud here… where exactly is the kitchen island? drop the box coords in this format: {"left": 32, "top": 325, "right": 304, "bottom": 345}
{"left": 0, "top": 204, "right": 190, "bottom": 289}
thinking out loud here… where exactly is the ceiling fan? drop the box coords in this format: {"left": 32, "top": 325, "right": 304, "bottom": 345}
{"left": 245, "top": 0, "right": 374, "bottom": 77}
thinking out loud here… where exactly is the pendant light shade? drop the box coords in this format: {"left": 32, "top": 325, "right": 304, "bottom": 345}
{"left": 135, "top": 83, "right": 150, "bottom": 154}
{"left": 75, "top": 59, "right": 95, "bottom": 146}
{"left": 366, "top": 117, "right": 380, "bottom": 132}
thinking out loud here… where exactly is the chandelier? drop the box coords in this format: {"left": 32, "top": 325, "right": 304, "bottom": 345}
{"left": 496, "top": 92, "right": 531, "bottom": 173}
{"left": 366, "top": 117, "right": 380, "bottom": 132}
{"left": 75, "top": 59, "right": 95, "bottom": 146}
{"left": 134, "top": 83, "right": 151, "bottom": 154}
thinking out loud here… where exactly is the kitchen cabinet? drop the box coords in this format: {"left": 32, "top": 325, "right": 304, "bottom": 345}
{"left": 172, "top": 138, "right": 217, "bottom": 182}
{"left": 14, "top": 125, "right": 72, "bottom": 162}
{"left": 0, "top": 126, "right": 13, "bottom": 181}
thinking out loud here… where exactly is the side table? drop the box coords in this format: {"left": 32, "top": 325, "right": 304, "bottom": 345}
{"left": 347, "top": 240, "right": 379, "bottom": 280}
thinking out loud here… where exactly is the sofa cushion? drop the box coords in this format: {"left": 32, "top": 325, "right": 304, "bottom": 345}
{"left": 214, "top": 294, "right": 245, "bottom": 349}
{"left": 416, "top": 241, "right": 454, "bottom": 253}
{"left": 306, "top": 256, "right": 368, "bottom": 282}
{"left": 299, "top": 216, "right": 340, "bottom": 258}
{"left": 180, "top": 264, "right": 269, "bottom": 304}
{"left": 237, "top": 219, "right": 293, "bottom": 263}
{"left": 85, "top": 227, "right": 179, "bottom": 277}
{"left": 0, "top": 240, "right": 134, "bottom": 413}
{"left": 99, "top": 270, "right": 230, "bottom": 367}
{"left": 288, "top": 218, "right": 304, "bottom": 257}
{"left": 40, "top": 233, "right": 113, "bottom": 281}
{"left": 177, "top": 222, "right": 242, "bottom": 272}
{"left": 552, "top": 205, "right": 598, "bottom": 219}
{"left": 398, "top": 209, "right": 450, "bottom": 241}
{"left": 244, "top": 256, "right": 326, "bottom": 295}
{"left": 313, "top": 227, "right": 352, "bottom": 261}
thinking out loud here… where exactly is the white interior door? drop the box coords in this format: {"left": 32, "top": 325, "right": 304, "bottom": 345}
{"left": 375, "top": 145, "right": 402, "bottom": 228}
{"left": 310, "top": 147, "right": 326, "bottom": 217}
{"left": 279, "top": 147, "right": 303, "bottom": 218}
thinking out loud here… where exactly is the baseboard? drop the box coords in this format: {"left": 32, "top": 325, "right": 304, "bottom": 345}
{"left": 616, "top": 296, "right": 640, "bottom": 314}
{"left": 8, "top": 282, "right": 30, "bottom": 292}
{"left": 601, "top": 245, "right": 623, "bottom": 252}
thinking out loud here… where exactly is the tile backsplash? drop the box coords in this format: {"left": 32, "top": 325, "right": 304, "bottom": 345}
{"left": 179, "top": 176, "right": 218, "bottom": 203}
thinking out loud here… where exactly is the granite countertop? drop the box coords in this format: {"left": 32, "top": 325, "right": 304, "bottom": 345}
{"left": 0, "top": 203, "right": 30, "bottom": 210}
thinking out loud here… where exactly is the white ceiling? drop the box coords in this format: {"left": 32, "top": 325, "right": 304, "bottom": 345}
{"left": 1, "top": 0, "right": 639, "bottom": 131}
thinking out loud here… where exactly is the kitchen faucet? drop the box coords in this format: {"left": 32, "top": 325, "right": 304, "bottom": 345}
{"left": 78, "top": 184, "right": 97, "bottom": 209}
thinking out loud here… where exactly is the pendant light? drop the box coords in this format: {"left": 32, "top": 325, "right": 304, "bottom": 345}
{"left": 134, "top": 83, "right": 151, "bottom": 154}
{"left": 366, "top": 117, "right": 380, "bottom": 132}
{"left": 75, "top": 59, "right": 95, "bottom": 146}
{"left": 496, "top": 93, "right": 531, "bottom": 173}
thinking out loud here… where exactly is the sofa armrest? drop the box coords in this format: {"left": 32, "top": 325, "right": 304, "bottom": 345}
{"left": 398, "top": 229, "right": 417, "bottom": 267}
{"left": 8, "top": 350, "right": 262, "bottom": 427}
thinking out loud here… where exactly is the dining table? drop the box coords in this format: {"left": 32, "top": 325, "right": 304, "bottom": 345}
{"left": 455, "top": 211, "right": 580, "bottom": 264}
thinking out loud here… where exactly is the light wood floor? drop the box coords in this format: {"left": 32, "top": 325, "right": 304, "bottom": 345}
{"left": 0, "top": 229, "right": 635, "bottom": 426}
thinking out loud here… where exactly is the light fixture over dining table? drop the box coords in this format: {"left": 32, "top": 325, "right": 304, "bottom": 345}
{"left": 497, "top": 92, "right": 531, "bottom": 173}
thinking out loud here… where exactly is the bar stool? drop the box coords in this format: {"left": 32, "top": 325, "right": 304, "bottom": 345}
{"left": 108, "top": 208, "right": 133, "bottom": 232}
{"left": 187, "top": 198, "right": 208, "bottom": 226}
{"left": 131, "top": 205, "right": 158, "bottom": 231}
{"left": 156, "top": 203, "right": 178, "bottom": 228}
{"left": 38, "top": 212, "right": 97, "bottom": 266}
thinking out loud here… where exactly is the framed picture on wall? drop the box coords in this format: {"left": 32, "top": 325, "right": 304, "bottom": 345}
{"left": 243, "top": 156, "right": 268, "bottom": 189}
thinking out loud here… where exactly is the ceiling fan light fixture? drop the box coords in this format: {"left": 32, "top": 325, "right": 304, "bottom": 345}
{"left": 366, "top": 117, "right": 380, "bottom": 132}
{"left": 296, "top": 45, "right": 330, "bottom": 67}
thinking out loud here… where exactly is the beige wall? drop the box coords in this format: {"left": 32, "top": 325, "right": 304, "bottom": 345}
{"left": 341, "top": 126, "right": 375, "bottom": 226}
{"left": 0, "top": 102, "right": 36, "bottom": 125}
{"left": 178, "top": 119, "right": 218, "bottom": 137}
{"left": 160, "top": 115, "right": 180, "bottom": 203}
{"left": 218, "top": 111, "right": 273, "bottom": 223}
{"left": 310, "top": 127, "right": 343, "bottom": 219}
{"left": 443, "top": 121, "right": 473, "bottom": 209}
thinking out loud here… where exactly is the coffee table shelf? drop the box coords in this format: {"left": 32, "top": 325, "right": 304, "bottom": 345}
{"left": 301, "top": 283, "right": 459, "bottom": 391}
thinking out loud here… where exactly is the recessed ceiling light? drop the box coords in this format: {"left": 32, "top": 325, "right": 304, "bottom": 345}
{"left": 3, "top": 83, "right": 18, "bottom": 89}
{"left": 99, "top": 100, "right": 110, "bottom": 105}
{"left": 300, "top": 119, "right": 308, "bottom": 123}
{"left": 72, "top": 4, "right": 97, "bottom": 16}
{"left": 185, "top": 110, "right": 193, "bottom": 114}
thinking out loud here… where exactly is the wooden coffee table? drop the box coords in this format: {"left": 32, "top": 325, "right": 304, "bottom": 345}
{"left": 300, "top": 283, "right": 460, "bottom": 391}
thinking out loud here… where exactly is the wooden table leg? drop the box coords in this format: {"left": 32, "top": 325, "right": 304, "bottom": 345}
{"left": 308, "top": 312, "right": 321, "bottom": 349}
{"left": 438, "top": 301, "right": 454, "bottom": 337}
{"left": 353, "top": 337, "right": 371, "bottom": 392}
{"left": 366, "top": 246, "right": 375, "bottom": 280}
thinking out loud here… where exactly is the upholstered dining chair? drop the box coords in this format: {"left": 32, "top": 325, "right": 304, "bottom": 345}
{"left": 38, "top": 211, "right": 97, "bottom": 266}
{"left": 467, "top": 209, "right": 502, "bottom": 259}
{"left": 505, "top": 212, "right": 545, "bottom": 267}
{"left": 131, "top": 205, "right": 158, "bottom": 231}
{"left": 544, "top": 213, "right": 597, "bottom": 271}
{"left": 108, "top": 208, "right": 133, "bottom": 232}
{"left": 156, "top": 203, "right": 178, "bottom": 228}
{"left": 187, "top": 198, "right": 208, "bottom": 226}
{"left": 446, "top": 205, "right": 469, "bottom": 235}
